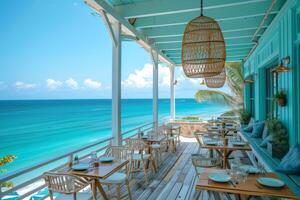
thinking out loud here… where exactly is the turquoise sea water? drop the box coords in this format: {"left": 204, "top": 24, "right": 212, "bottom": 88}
{"left": 0, "top": 99, "right": 229, "bottom": 175}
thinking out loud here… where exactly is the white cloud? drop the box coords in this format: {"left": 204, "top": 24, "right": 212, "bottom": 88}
{"left": 15, "top": 81, "right": 36, "bottom": 89}
{"left": 176, "top": 68, "right": 202, "bottom": 85}
{"left": 46, "top": 79, "right": 63, "bottom": 90}
{"left": 122, "top": 63, "right": 170, "bottom": 89}
{"left": 84, "top": 78, "right": 102, "bottom": 90}
{"left": 188, "top": 78, "right": 200, "bottom": 84}
{"left": 65, "top": 78, "right": 78, "bottom": 89}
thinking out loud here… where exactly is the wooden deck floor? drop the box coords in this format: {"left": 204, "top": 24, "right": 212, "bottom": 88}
{"left": 102, "top": 140, "right": 230, "bottom": 200}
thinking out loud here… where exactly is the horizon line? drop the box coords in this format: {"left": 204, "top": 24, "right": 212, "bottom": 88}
{"left": 0, "top": 97, "right": 197, "bottom": 101}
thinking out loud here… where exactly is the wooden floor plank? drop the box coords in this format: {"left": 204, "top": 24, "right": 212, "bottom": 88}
{"left": 103, "top": 141, "right": 255, "bottom": 200}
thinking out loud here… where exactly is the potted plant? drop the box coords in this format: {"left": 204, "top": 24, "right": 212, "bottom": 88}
{"left": 238, "top": 109, "right": 251, "bottom": 125}
{"left": 265, "top": 119, "right": 289, "bottom": 159}
{"left": 273, "top": 90, "right": 287, "bottom": 107}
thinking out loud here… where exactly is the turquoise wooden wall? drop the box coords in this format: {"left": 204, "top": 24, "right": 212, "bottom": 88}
{"left": 243, "top": 0, "right": 300, "bottom": 145}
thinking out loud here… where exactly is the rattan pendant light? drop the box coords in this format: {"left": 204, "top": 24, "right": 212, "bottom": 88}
{"left": 181, "top": 0, "right": 226, "bottom": 78}
{"left": 205, "top": 68, "right": 226, "bottom": 88}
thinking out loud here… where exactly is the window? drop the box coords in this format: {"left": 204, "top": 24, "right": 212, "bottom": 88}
{"left": 249, "top": 75, "right": 255, "bottom": 116}
{"left": 265, "top": 66, "right": 277, "bottom": 118}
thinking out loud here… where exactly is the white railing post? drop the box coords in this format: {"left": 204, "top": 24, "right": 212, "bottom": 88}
{"left": 170, "top": 65, "right": 175, "bottom": 121}
{"left": 111, "top": 21, "right": 122, "bottom": 146}
{"left": 151, "top": 50, "right": 159, "bottom": 132}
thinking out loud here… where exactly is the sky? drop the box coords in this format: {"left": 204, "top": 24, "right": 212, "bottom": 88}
{"left": 0, "top": 0, "right": 230, "bottom": 100}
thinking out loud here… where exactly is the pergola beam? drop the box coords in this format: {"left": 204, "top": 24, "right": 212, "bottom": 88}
{"left": 143, "top": 17, "right": 272, "bottom": 38}
{"left": 114, "top": 0, "right": 271, "bottom": 19}
{"left": 133, "top": 1, "right": 280, "bottom": 29}
{"left": 155, "top": 35, "right": 262, "bottom": 44}
{"left": 157, "top": 39, "right": 255, "bottom": 50}
{"left": 164, "top": 47, "right": 252, "bottom": 55}
{"left": 87, "top": 0, "right": 175, "bottom": 66}
{"left": 153, "top": 29, "right": 264, "bottom": 42}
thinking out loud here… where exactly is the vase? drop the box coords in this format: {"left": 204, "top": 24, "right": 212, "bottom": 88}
{"left": 278, "top": 98, "right": 286, "bottom": 107}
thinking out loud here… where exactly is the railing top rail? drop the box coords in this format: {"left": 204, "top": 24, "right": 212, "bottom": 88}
{"left": 0, "top": 136, "right": 112, "bottom": 183}
{"left": 0, "top": 122, "right": 155, "bottom": 183}
{"left": 0, "top": 121, "right": 156, "bottom": 199}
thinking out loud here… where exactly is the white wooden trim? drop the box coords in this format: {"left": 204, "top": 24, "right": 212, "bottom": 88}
{"left": 112, "top": 22, "right": 122, "bottom": 146}
{"left": 99, "top": 10, "right": 118, "bottom": 47}
{"left": 151, "top": 50, "right": 159, "bottom": 132}
{"left": 170, "top": 65, "right": 175, "bottom": 120}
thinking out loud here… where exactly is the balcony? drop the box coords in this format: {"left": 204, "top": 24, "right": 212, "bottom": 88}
{"left": 1, "top": 0, "right": 300, "bottom": 199}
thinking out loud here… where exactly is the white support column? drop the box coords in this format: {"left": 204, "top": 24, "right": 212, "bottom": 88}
{"left": 170, "top": 65, "right": 176, "bottom": 121}
{"left": 151, "top": 50, "right": 159, "bottom": 132}
{"left": 111, "top": 22, "right": 122, "bottom": 146}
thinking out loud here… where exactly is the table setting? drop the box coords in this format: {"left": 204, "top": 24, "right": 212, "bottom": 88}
{"left": 196, "top": 167, "right": 296, "bottom": 199}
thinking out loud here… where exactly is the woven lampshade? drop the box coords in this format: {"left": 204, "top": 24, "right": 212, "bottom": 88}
{"left": 205, "top": 68, "right": 226, "bottom": 88}
{"left": 182, "top": 15, "right": 226, "bottom": 78}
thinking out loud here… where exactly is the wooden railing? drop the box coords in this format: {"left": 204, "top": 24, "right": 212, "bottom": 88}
{"left": 0, "top": 122, "right": 156, "bottom": 199}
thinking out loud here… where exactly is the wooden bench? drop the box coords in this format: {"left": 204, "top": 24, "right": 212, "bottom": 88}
{"left": 239, "top": 128, "right": 300, "bottom": 197}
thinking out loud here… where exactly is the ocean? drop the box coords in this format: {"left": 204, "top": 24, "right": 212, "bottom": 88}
{"left": 0, "top": 99, "right": 229, "bottom": 175}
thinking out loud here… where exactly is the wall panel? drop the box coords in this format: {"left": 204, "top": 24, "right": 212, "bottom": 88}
{"left": 243, "top": 0, "right": 299, "bottom": 145}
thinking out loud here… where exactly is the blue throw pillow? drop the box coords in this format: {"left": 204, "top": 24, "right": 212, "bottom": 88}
{"left": 243, "top": 118, "right": 254, "bottom": 132}
{"left": 260, "top": 135, "right": 272, "bottom": 148}
{"left": 262, "top": 126, "right": 269, "bottom": 139}
{"left": 251, "top": 121, "right": 265, "bottom": 138}
{"left": 277, "top": 144, "right": 300, "bottom": 174}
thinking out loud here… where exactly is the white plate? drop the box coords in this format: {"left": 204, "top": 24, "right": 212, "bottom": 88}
{"left": 257, "top": 177, "right": 285, "bottom": 188}
{"left": 99, "top": 156, "right": 114, "bottom": 163}
{"left": 208, "top": 173, "right": 231, "bottom": 183}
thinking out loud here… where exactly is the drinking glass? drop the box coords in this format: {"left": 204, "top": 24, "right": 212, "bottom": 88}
{"left": 257, "top": 162, "right": 266, "bottom": 177}
{"left": 89, "top": 151, "right": 97, "bottom": 168}
{"left": 235, "top": 170, "right": 244, "bottom": 183}
{"left": 239, "top": 168, "right": 248, "bottom": 182}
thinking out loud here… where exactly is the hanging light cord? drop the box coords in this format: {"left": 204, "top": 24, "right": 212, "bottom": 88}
{"left": 200, "top": 0, "right": 203, "bottom": 16}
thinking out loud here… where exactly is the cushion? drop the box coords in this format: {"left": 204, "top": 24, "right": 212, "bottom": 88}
{"left": 277, "top": 144, "right": 300, "bottom": 174}
{"left": 132, "top": 154, "right": 151, "bottom": 160}
{"left": 100, "top": 172, "right": 127, "bottom": 184}
{"left": 251, "top": 121, "right": 265, "bottom": 138}
{"left": 260, "top": 135, "right": 272, "bottom": 148}
{"left": 150, "top": 144, "right": 161, "bottom": 149}
{"left": 243, "top": 118, "right": 254, "bottom": 132}
{"left": 262, "top": 126, "right": 269, "bottom": 139}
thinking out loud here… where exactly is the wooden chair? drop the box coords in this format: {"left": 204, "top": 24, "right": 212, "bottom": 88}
{"left": 191, "top": 154, "right": 223, "bottom": 200}
{"left": 168, "top": 124, "right": 181, "bottom": 147}
{"left": 43, "top": 172, "right": 92, "bottom": 200}
{"left": 125, "top": 138, "right": 155, "bottom": 184}
{"left": 191, "top": 154, "right": 222, "bottom": 173}
{"left": 194, "top": 132, "right": 209, "bottom": 155}
{"left": 100, "top": 146, "right": 132, "bottom": 200}
{"left": 147, "top": 129, "right": 168, "bottom": 167}
{"left": 160, "top": 125, "right": 176, "bottom": 152}
{"left": 194, "top": 132, "right": 221, "bottom": 158}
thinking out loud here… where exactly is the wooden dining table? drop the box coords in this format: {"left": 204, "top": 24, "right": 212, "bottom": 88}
{"left": 61, "top": 159, "right": 129, "bottom": 200}
{"left": 142, "top": 134, "right": 166, "bottom": 170}
{"left": 205, "top": 125, "right": 238, "bottom": 137}
{"left": 166, "top": 124, "right": 181, "bottom": 135}
{"left": 200, "top": 136, "right": 252, "bottom": 168}
{"left": 196, "top": 168, "right": 297, "bottom": 199}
